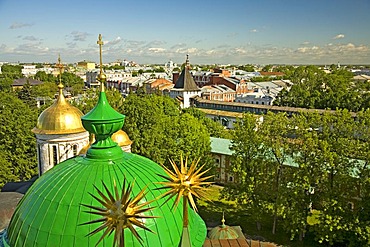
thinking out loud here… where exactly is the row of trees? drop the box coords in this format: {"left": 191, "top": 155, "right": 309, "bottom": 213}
{"left": 222, "top": 111, "right": 370, "bottom": 246}
{"left": 274, "top": 66, "right": 370, "bottom": 112}
{"left": 72, "top": 90, "right": 229, "bottom": 167}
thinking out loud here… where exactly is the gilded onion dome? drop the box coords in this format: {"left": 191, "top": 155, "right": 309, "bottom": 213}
{"left": 32, "top": 83, "right": 86, "bottom": 135}
{"left": 111, "top": 129, "right": 133, "bottom": 146}
{"left": 79, "top": 130, "right": 132, "bottom": 155}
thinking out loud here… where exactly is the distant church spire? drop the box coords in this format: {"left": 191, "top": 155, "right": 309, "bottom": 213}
{"left": 185, "top": 54, "right": 190, "bottom": 69}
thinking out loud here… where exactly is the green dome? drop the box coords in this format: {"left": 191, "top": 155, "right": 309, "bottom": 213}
{"left": 2, "top": 89, "right": 207, "bottom": 246}
{"left": 4, "top": 152, "right": 206, "bottom": 246}
{"left": 208, "top": 224, "right": 239, "bottom": 240}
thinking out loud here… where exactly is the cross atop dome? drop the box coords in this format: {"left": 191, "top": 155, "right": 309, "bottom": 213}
{"left": 81, "top": 34, "right": 125, "bottom": 159}
{"left": 97, "top": 33, "right": 106, "bottom": 92}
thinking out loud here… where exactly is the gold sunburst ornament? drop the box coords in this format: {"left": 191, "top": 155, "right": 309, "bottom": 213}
{"left": 80, "top": 179, "right": 158, "bottom": 247}
{"left": 156, "top": 156, "right": 213, "bottom": 227}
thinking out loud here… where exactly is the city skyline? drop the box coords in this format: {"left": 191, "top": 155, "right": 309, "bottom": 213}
{"left": 0, "top": 0, "right": 369, "bottom": 65}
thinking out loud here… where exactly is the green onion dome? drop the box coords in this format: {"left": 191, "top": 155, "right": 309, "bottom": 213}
{"left": 2, "top": 91, "right": 207, "bottom": 247}
{"left": 208, "top": 215, "right": 239, "bottom": 240}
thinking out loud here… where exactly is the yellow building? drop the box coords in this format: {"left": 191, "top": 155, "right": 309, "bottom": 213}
{"left": 77, "top": 60, "right": 95, "bottom": 70}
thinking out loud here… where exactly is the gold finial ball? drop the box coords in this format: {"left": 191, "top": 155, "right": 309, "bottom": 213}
{"left": 98, "top": 73, "right": 106, "bottom": 82}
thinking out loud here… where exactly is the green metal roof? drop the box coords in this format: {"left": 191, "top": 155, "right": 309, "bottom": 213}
{"left": 5, "top": 153, "right": 206, "bottom": 246}
{"left": 3, "top": 89, "right": 207, "bottom": 246}
{"left": 210, "top": 137, "right": 234, "bottom": 156}
{"left": 208, "top": 224, "right": 239, "bottom": 240}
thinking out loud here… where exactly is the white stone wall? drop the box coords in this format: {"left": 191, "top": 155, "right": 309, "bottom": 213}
{"left": 35, "top": 131, "right": 89, "bottom": 175}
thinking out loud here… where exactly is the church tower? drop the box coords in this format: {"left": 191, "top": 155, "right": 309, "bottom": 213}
{"left": 31, "top": 56, "right": 89, "bottom": 176}
{"left": 170, "top": 55, "right": 201, "bottom": 108}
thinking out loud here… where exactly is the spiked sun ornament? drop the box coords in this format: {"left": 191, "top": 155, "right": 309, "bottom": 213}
{"left": 156, "top": 156, "right": 213, "bottom": 227}
{"left": 80, "top": 179, "right": 158, "bottom": 247}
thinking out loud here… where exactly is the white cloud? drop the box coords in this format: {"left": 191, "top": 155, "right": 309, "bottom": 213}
{"left": 23, "top": 36, "right": 39, "bottom": 41}
{"left": 170, "top": 43, "right": 187, "bottom": 49}
{"left": 105, "top": 37, "right": 122, "bottom": 46}
{"left": 148, "top": 47, "right": 166, "bottom": 53}
{"left": 250, "top": 29, "right": 258, "bottom": 33}
{"left": 69, "top": 31, "right": 89, "bottom": 42}
{"left": 333, "top": 34, "right": 345, "bottom": 39}
{"left": 9, "top": 22, "right": 34, "bottom": 29}
{"left": 13, "top": 43, "right": 49, "bottom": 55}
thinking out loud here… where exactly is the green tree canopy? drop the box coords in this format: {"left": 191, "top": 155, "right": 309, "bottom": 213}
{"left": 222, "top": 110, "right": 370, "bottom": 245}
{"left": 1, "top": 64, "right": 22, "bottom": 79}
{"left": 274, "top": 66, "right": 366, "bottom": 112}
{"left": 0, "top": 92, "right": 38, "bottom": 187}
{"left": 122, "top": 93, "right": 212, "bottom": 167}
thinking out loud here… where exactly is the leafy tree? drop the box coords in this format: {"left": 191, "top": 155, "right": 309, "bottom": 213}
{"left": 32, "top": 82, "right": 58, "bottom": 99}
{"left": 182, "top": 107, "right": 231, "bottom": 139}
{"left": 0, "top": 151, "right": 16, "bottom": 188}
{"left": 122, "top": 93, "right": 212, "bottom": 168}
{"left": 72, "top": 88, "right": 124, "bottom": 114}
{"left": 222, "top": 113, "right": 268, "bottom": 230}
{"left": 61, "top": 72, "right": 85, "bottom": 95}
{"left": 274, "top": 66, "right": 363, "bottom": 112}
{"left": 34, "top": 71, "right": 56, "bottom": 83}
{"left": 237, "top": 65, "right": 255, "bottom": 72}
{"left": 0, "top": 77, "right": 13, "bottom": 92}
{"left": 0, "top": 92, "right": 38, "bottom": 187}
{"left": 17, "top": 80, "right": 36, "bottom": 107}
{"left": 259, "top": 112, "right": 292, "bottom": 234}
{"left": 1, "top": 64, "right": 22, "bottom": 79}
{"left": 153, "top": 67, "right": 165, "bottom": 73}
{"left": 262, "top": 64, "right": 273, "bottom": 72}
{"left": 283, "top": 112, "right": 323, "bottom": 241}
{"left": 222, "top": 108, "right": 370, "bottom": 245}
{"left": 105, "top": 65, "right": 125, "bottom": 70}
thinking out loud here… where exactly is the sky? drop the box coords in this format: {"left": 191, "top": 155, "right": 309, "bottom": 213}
{"left": 0, "top": 0, "right": 369, "bottom": 65}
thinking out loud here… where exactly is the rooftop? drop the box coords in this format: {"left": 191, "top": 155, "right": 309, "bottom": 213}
{"left": 210, "top": 137, "right": 234, "bottom": 156}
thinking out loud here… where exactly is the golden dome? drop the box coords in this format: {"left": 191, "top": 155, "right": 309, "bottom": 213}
{"left": 79, "top": 130, "right": 132, "bottom": 155}
{"left": 111, "top": 129, "right": 132, "bottom": 146}
{"left": 32, "top": 84, "right": 86, "bottom": 135}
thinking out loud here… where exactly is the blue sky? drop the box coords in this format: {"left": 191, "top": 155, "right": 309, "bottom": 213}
{"left": 0, "top": 0, "right": 369, "bottom": 65}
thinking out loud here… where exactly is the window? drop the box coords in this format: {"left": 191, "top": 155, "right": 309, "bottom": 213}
{"left": 215, "top": 158, "right": 220, "bottom": 164}
{"left": 229, "top": 176, "right": 233, "bottom": 182}
{"left": 53, "top": 145, "right": 58, "bottom": 166}
{"left": 37, "top": 144, "right": 42, "bottom": 175}
{"left": 73, "top": 144, "right": 78, "bottom": 156}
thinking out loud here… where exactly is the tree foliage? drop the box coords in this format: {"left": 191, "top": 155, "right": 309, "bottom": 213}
{"left": 122, "top": 93, "right": 212, "bottom": 168}
{"left": 0, "top": 92, "right": 38, "bottom": 187}
{"left": 182, "top": 107, "right": 231, "bottom": 139}
{"left": 274, "top": 66, "right": 369, "bottom": 112}
{"left": 222, "top": 110, "right": 370, "bottom": 246}
{"left": 0, "top": 64, "right": 22, "bottom": 79}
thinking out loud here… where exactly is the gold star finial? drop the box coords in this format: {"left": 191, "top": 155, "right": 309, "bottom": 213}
{"left": 81, "top": 178, "right": 158, "bottom": 247}
{"left": 97, "top": 34, "right": 106, "bottom": 92}
{"left": 156, "top": 156, "right": 213, "bottom": 227}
